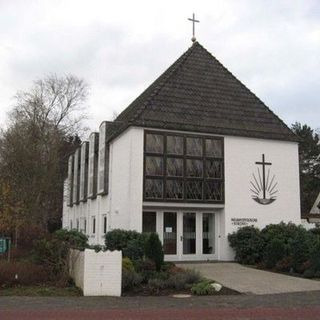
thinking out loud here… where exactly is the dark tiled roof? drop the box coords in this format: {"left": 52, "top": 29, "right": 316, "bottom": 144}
{"left": 109, "top": 41, "right": 298, "bottom": 142}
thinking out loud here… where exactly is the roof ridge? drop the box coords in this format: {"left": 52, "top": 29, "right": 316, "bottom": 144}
{"left": 127, "top": 42, "right": 199, "bottom": 124}
{"left": 195, "top": 42, "right": 294, "bottom": 136}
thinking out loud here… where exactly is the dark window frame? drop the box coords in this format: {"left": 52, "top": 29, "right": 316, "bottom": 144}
{"left": 143, "top": 130, "right": 224, "bottom": 204}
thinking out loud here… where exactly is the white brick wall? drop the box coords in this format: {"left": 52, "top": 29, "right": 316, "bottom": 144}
{"left": 69, "top": 249, "right": 122, "bottom": 296}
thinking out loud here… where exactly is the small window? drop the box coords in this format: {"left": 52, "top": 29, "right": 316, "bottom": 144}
{"left": 142, "top": 212, "right": 156, "bottom": 233}
{"left": 92, "top": 217, "right": 96, "bottom": 234}
{"left": 76, "top": 219, "right": 79, "bottom": 231}
{"left": 103, "top": 216, "right": 107, "bottom": 234}
{"left": 84, "top": 219, "right": 87, "bottom": 233}
{"left": 70, "top": 220, "right": 73, "bottom": 230}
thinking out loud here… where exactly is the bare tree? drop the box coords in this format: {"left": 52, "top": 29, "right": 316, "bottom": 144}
{"left": 0, "top": 74, "right": 88, "bottom": 241}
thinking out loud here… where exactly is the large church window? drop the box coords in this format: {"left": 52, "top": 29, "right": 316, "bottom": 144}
{"left": 206, "top": 160, "right": 223, "bottom": 179}
{"left": 167, "top": 158, "right": 183, "bottom": 177}
{"left": 145, "top": 179, "right": 163, "bottom": 199}
{"left": 206, "top": 138, "right": 223, "bottom": 158}
{"left": 186, "top": 137, "right": 203, "bottom": 156}
{"left": 167, "top": 135, "right": 183, "bottom": 155}
{"left": 186, "top": 181, "right": 203, "bottom": 200}
{"left": 145, "top": 156, "right": 163, "bottom": 176}
{"left": 144, "top": 131, "right": 224, "bottom": 203}
{"left": 145, "top": 133, "right": 164, "bottom": 154}
{"left": 166, "top": 180, "right": 184, "bottom": 199}
{"left": 186, "top": 159, "right": 203, "bottom": 177}
{"left": 204, "top": 181, "right": 223, "bottom": 201}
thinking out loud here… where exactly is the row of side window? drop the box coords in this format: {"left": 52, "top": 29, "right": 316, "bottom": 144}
{"left": 69, "top": 216, "right": 107, "bottom": 235}
{"left": 67, "top": 121, "right": 111, "bottom": 206}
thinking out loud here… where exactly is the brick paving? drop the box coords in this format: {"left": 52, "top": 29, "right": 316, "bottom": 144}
{"left": 1, "top": 291, "right": 320, "bottom": 319}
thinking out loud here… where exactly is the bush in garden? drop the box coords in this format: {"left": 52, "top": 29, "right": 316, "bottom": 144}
{"left": 147, "top": 278, "right": 168, "bottom": 295}
{"left": 228, "top": 226, "right": 265, "bottom": 264}
{"left": 134, "top": 259, "right": 157, "bottom": 283}
{"left": 53, "top": 229, "right": 88, "bottom": 250}
{"left": 308, "top": 239, "right": 320, "bottom": 274}
{"left": 33, "top": 229, "right": 89, "bottom": 282}
{"left": 122, "top": 257, "right": 135, "bottom": 272}
{"left": 167, "top": 269, "right": 202, "bottom": 290}
{"left": 105, "top": 229, "right": 146, "bottom": 261}
{"left": 289, "top": 230, "right": 312, "bottom": 272}
{"left": 122, "top": 268, "right": 143, "bottom": 291}
{"left": 191, "top": 280, "right": 215, "bottom": 296}
{"left": 144, "top": 233, "right": 164, "bottom": 271}
{"left": 263, "top": 238, "right": 286, "bottom": 269}
{"left": 274, "top": 256, "right": 293, "bottom": 272}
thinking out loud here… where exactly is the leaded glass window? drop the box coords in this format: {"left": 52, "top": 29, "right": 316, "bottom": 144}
{"left": 206, "top": 160, "right": 223, "bottom": 178}
{"left": 186, "top": 137, "right": 203, "bottom": 156}
{"left": 205, "top": 181, "right": 223, "bottom": 201}
{"left": 186, "top": 159, "right": 203, "bottom": 177}
{"left": 166, "top": 180, "right": 183, "bottom": 199}
{"left": 167, "top": 135, "right": 183, "bottom": 155}
{"left": 144, "top": 131, "right": 224, "bottom": 203}
{"left": 145, "top": 133, "right": 164, "bottom": 153}
{"left": 145, "top": 179, "right": 163, "bottom": 199}
{"left": 186, "top": 181, "right": 203, "bottom": 200}
{"left": 167, "top": 158, "right": 183, "bottom": 177}
{"left": 206, "top": 139, "right": 223, "bottom": 158}
{"left": 145, "top": 156, "right": 163, "bottom": 176}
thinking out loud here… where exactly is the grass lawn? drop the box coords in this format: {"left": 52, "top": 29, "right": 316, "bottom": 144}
{"left": 0, "top": 285, "right": 82, "bottom": 296}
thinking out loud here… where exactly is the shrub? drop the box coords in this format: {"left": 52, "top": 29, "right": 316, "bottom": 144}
{"left": 122, "top": 269, "right": 143, "bottom": 291}
{"left": 134, "top": 259, "right": 157, "bottom": 283}
{"left": 167, "top": 269, "right": 202, "bottom": 290}
{"left": 191, "top": 280, "right": 215, "bottom": 295}
{"left": 54, "top": 229, "right": 88, "bottom": 250}
{"left": 0, "top": 261, "right": 50, "bottom": 286}
{"left": 122, "top": 257, "right": 135, "bottom": 272}
{"left": 123, "top": 238, "right": 145, "bottom": 261}
{"left": 105, "top": 229, "right": 146, "bottom": 261}
{"left": 32, "top": 229, "right": 89, "bottom": 283}
{"left": 144, "top": 233, "right": 164, "bottom": 271}
{"left": 147, "top": 278, "right": 168, "bottom": 294}
{"left": 228, "top": 226, "right": 265, "bottom": 264}
{"left": 274, "top": 256, "right": 292, "bottom": 272}
{"left": 263, "top": 238, "right": 286, "bottom": 269}
{"left": 309, "top": 239, "right": 320, "bottom": 273}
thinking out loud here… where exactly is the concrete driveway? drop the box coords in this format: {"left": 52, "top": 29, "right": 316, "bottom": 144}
{"left": 177, "top": 262, "right": 320, "bottom": 295}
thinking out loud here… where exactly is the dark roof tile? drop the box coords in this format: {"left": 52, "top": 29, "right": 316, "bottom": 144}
{"left": 109, "top": 42, "right": 298, "bottom": 142}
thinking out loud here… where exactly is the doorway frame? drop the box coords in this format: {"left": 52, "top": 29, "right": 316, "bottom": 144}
{"left": 153, "top": 209, "right": 220, "bottom": 261}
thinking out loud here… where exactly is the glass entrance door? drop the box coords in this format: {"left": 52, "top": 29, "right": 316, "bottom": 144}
{"left": 163, "top": 212, "right": 177, "bottom": 255}
{"left": 183, "top": 212, "right": 196, "bottom": 254}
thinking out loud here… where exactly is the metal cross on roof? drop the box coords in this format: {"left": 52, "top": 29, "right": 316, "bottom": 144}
{"left": 188, "top": 13, "right": 200, "bottom": 42}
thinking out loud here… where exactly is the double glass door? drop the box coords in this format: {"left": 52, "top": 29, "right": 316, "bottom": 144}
{"left": 162, "top": 211, "right": 215, "bottom": 260}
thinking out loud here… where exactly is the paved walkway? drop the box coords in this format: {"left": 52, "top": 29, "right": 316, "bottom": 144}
{"left": 177, "top": 262, "right": 320, "bottom": 295}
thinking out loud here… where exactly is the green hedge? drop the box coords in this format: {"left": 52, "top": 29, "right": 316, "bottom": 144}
{"left": 228, "top": 223, "right": 320, "bottom": 278}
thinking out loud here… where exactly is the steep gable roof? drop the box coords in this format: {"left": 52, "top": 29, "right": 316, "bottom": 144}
{"left": 109, "top": 41, "right": 298, "bottom": 142}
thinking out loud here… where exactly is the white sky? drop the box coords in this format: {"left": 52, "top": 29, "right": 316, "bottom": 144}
{"left": 0, "top": 0, "right": 319, "bottom": 134}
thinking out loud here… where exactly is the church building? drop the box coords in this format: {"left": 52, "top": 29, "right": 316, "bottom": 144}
{"left": 62, "top": 41, "right": 301, "bottom": 261}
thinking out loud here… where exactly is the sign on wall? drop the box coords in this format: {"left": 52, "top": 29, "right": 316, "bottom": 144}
{"left": 250, "top": 154, "right": 278, "bottom": 205}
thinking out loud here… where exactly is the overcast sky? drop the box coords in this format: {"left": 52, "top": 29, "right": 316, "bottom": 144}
{"left": 0, "top": 0, "right": 319, "bottom": 135}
